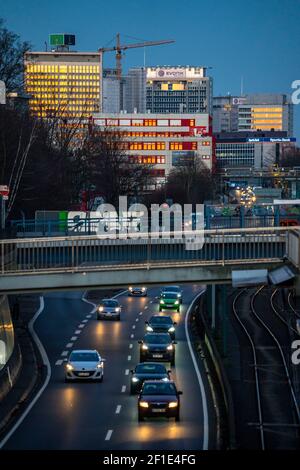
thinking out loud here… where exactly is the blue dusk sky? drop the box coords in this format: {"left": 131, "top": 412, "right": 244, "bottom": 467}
{"left": 1, "top": 0, "right": 300, "bottom": 139}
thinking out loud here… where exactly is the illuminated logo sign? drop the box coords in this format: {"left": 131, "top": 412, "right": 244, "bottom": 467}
{"left": 247, "top": 137, "right": 296, "bottom": 143}
{"left": 147, "top": 67, "right": 205, "bottom": 80}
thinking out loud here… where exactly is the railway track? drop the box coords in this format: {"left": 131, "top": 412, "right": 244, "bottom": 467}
{"left": 232, "top": 286, "right": 300, "bottom": 449}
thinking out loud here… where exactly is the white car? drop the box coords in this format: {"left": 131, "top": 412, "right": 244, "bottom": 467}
{"left": 128, "top": 286, "right": 148, "bottom": 297}
{"left": 65, "top": 349, "right": 105, "bottom": 382}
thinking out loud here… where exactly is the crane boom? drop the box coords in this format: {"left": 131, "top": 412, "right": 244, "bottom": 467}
{"left": 99, "top": 34, "right": 175, "bottom": 80}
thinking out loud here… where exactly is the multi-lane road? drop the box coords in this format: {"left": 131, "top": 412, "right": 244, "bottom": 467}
{"left": 1, "top": 285, "right": 217, "bottom": 450}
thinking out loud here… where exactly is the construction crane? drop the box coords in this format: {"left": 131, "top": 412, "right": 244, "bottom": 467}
{"left": 99, "top": 33, "right": 175, "bottom": 80}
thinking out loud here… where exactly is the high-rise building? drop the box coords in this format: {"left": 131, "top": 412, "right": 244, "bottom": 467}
{"left": 24, "top": 51, "right": 102, "bottom": 118}
{"left": 145, "top": 66, "right": 212, "bottom": 114}
{"left": 103, "top": 69, "right": 123, "bottom": 113}
{"left": 213, "top": 94, "right": 293, "bottom": 135}
{"left": 124, "top": 68, "right": 146, "bottom": 113}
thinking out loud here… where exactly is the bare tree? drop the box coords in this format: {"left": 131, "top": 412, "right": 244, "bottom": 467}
{"left": 0, "top": 18, "right": 30, "bottom": 92}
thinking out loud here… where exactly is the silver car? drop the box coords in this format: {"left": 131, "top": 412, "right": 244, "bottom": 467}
{"left": 128, "top": 286, "right": 148, "bottom": 297}
{"left": 65, "top": 350, "right": 105, "bottom": 382}
{"left": 97, "top": 298, "right": 121, "bottom": 320}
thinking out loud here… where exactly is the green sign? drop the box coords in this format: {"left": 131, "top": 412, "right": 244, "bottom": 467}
{"left": 50, "top": 34, "right": 65, "bottom": 46}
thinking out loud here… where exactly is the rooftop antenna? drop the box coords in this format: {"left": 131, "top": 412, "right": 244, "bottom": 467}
{"left": 241, "top": 75, "right": 244, "bottom": 96}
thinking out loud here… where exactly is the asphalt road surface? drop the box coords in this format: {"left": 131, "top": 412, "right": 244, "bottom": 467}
{"left": 2, "top": 285, "right": 216, "bottom": 450}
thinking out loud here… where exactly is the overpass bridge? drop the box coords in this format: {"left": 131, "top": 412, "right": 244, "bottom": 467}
{"left": 0, "top": 227, "right": 300, "bottom": 293}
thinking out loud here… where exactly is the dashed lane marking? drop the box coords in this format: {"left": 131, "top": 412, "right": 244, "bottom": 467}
{"left": 66, "top": 343, "right": 73, "bottom": 348}
{"left": 55, "top": 359, "right": 63, "bottom": 366}
{"left": 139, "top": 312, "right": 143, "bottom": 315}
{"left": 125, "top": 369, "right": 129, "bottom": 375}
{"left": 135, "top": 318, "right": 139, "bottom": 322}
{"left": 144, "top": 306, "right": 148, "bottom": 309}
{"left": 82, "top": 319, "right": 88, "bottom": 323}
{"left": 61, "top": 351, "right": 68, "bottom": 357}
{"left": 129, "top": 344, "right": 133, "bottom": 349}
{"left": 128, "top": 355, "right": 132, "bottom": 361}
{"left": 71, "top": 336, "right": 77, "bottom": 341}
{"left": 86, "top": 314, "right": 92, "bottom": 318}
{"left": 115, "top": 405, "right": 122, "bottom": 414}
{"left": 75, "top": 330, "right": 81, "bottom": 334}
{"left": 105, "top": 430, "right": 113, "bottom": 441}
{"left": 78, "top": 324, "right": 85, "bottom": 328}
{"left": 130, "top": 334, "right": 134, "bottom": 339}
{"left": 121, "top": 385, "right": 126, "bottom": 393}
{"left": 132, "top": 325, "right": 136, "bottom": 329}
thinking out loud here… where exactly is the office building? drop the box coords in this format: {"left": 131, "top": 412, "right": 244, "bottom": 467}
{"left": 103, "top": 69, "right": 123, "bottom": 113}
{"left": 92, "top": 113, "right": 214, "bottom": 186}
{"left": 124, "top": 67, "right": 146, "bottom": 113}
{"left": 215, "top": 131, "right": 296, "bottom": 169}
{"left": 24, "top": 51, "right": 102, "bottom": 118}
{"left": 213, "top": 94, "right": 293, "bottom": 135}
{"left": 145, "top": 66, "right": 212, "bottom": 114}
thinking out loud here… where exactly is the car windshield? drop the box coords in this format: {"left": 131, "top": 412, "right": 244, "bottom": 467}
{"left": 142, "top": 382, "right": 176, "bottom": 395}
{"left": 162, "top": 293, "right": 178, "bottom": 300}
{"left": 101, "top": 300, "right": 118, "bottom": 307}
{"left": 70, "top": 352, "right": 99, "bottom": 362}
{"left": 136, "top": 364, "right": 166, "bottom": 374}
{"left": 144, "top": 334, "right": 170, "bottom": 344}
{"left": 150, "top": 316, "right": 172, "bottom": 325}
{"left": 163, "top": 287, "right": 180, "bottom": 293}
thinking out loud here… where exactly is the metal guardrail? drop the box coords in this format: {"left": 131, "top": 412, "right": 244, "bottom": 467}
{"left": 0, "top": 226, "right": 298, "bottom": 276}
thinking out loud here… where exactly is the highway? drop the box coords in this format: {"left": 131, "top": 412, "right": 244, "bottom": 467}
{"left": 2, "top": 285, "right": 216, "bottom": 450}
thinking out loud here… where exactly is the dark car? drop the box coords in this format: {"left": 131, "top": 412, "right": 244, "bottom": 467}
{"left": 145, "top": 315, "right": 177, "bottom": 340}
{"left": 138, "top": 380, "right": 182, "bottom": 421}
{"left": 138, "top": 333, "right": 176, "bottom": 366}
{"left": 161, "top": 285, "right": 183, "bottom": 303}
{"left": 130, "top": 362, "right": 171, "bottom": 394}
{"left": 97, "top": 299, "right": 121, "bottom": 321}
{"left": 128, "top": 286, "right": 148, "bottom": 297}
{"left": 159, "top": 293, "right": 181, "bottom": 312}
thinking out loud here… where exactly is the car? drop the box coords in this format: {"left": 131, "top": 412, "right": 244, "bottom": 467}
{"left": 161, "top": 286, "right": 183, "bottom": 303}
{"left": 145, "top": 315, "right": 177, "bottom": 340}
{"left": 138, "top": 333, "right": 176, "bottom": 366}
{"left": 97, "top": 298, "right": 121, "bottom": 320}
{"left": 65, "top": 349, "right": 105, "bottom": 382}
{"left": 138, "top": 380, "right": 182, "bottom": 421}
{"left": 130, "top": 362, "right": 171, "bottom": 394}
{"left": 159, "top": 293, "right": 181, "bottom": 312}
{"left": 128, "top": 286, "right": 148, "bottom": 297}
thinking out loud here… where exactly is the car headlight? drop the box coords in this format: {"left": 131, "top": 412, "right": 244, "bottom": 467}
{"left": 175, "top": 300, "right": 179, "bottom": 305}
{"left": 162, "top": 377, "right": 169, "bottom": 382}
{"left": 142, "top": 344, "right": 148, "bottom": 350}
{"left": 167, "top": 344, "right": 173, "bottom": 351}
{"left": 132, "top": 377, "right": 139, "bottom": 382}
{"left": 129, "top": 286, "right": 133, "bottom": 291}
{"left": 168, "top": 326, "right": 175, "bottom": 332}
{"left": 160, "top": 299, "right": 165, "bottom": 304}
{"left": 168, "top": 401, "right": 178, "bottom": 408}
{"left": 115, "top": 307, "right": 120, "bottom": 312}
{"left": 97, "top": 363, "right": 103, "bottom": 369}
{"left": 146, "top": 326, "right": 153, "bottom": 332}
{"left": 98, "top": 306, "right": 104, "bottom": 312}
{"left": 142, "top": 287, "right": 146, "bottom": 291}
{"left": 177, "top": 293, "right": 181, "bottom": 298}
{"left": 139, "top": 401, "right": 149, "bottom": 408}
{"left": 66, "top": 363, "right": 73, "bottom": 371}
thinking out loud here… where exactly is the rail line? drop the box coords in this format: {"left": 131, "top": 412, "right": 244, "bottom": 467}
{"left": 232, "top": 286, "right": 300, "bottom": 449}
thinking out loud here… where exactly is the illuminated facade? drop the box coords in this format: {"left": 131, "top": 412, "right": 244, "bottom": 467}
{"left": 24, "top": 51, "right": 102, "bottom": 118}
{"left": 92, "top": 113, "right": 214, "bottom": 186}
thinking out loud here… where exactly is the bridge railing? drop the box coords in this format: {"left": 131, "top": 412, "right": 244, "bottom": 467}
{"left": 0, "top": 226, "right": 299, "bottom": 276}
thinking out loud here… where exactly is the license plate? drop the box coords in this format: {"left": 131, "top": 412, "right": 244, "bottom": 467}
{"left": 78, "top": 372, "right": 89, "bottom": 377}
{"left": 153, "top": 408, "right": 165, "bottom": 413}
{"left": 153, "top": 354, "right": 163, "bottom": 358}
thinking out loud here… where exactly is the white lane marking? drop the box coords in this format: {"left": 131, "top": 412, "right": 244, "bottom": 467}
{"left": 61, "top": 351, "right": 68, "bottom": 357}
{"left": 105, "top": 430, "right": 113, "bottom": 441}
{"left": 71, "top": 336, "right": 77, "bottom": 341}
{"left": 121, "top": 385, "right": 126, "bottom": 393}
{"left": 184, "top": 289, "right": 209, "bottom": 450}
{"left": 0, "top": 297, "right": 51, "bottom": 449}
{"left": 144, "top": 306, "right": 148, "bottom": 309}
{"left": 125, "top": 369, "right": 129, "bottom": 375}
{"left": 66, "top": 343, "right": 73, "bottom": 348}
{"left": 150, "top": 300, "right": 153, "bottom": 304}
{"left": 55, "top": 359, "right": 63, "bottom": 366}
{"left": 139, "top": 311, "right": 143, "bottom": 315}
{"left": 78, "top": 324, "right": 85, "bottom": 329}
{"left": 132, "top": 325, "right": 136, "bottom": 329}
{"left": 82, "top": 319, "right": 88, "bottom": 323}
{"left": 86, "top": 314, "right": 92, "bottom": 318}
{"left": 129, "top": 344, "right": 133, "bottom": 349}
{"left": 128, "top": 355, "right": 131, "bottom": 361}
{"left": 135, "top": 318, "right": 139, "bottom": 322}
{"left": 130, "top": 334, "right": 134, "bottom": 339}
{"left": 75, "top": 330, "right": 81, "bottom": 334}
{"left": 115, "top": 405, "right": 122, "bottom": 414}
